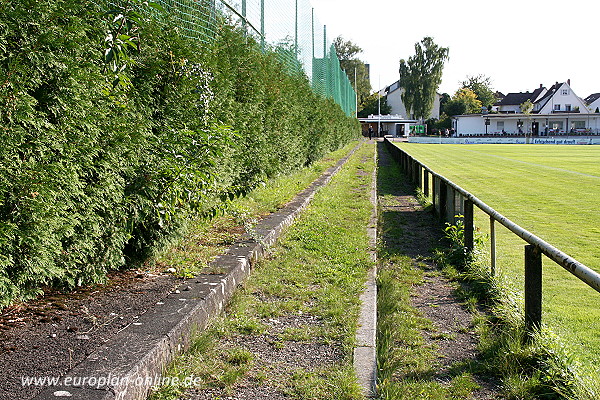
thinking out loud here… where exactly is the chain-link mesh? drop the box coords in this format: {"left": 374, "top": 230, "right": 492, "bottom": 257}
{"left": 96, "top": 0, "right": 357, "bottom": 116}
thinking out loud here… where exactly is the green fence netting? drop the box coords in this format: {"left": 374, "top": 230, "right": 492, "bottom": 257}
{"left": 97, "top": 0, "right": 357, "bottom": 116}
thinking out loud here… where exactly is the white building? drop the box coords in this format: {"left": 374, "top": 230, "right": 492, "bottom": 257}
{"left": 382, "top": 80, "right": 441, "bottom": 120}
{"left": 358, "top": 114, "right": 417, "bottom": 137}
{"left": 585, "top": 93, "right": 600, "bottom": 113}
{"left": 453, "top": 81, "right": 600, "bottom": 136}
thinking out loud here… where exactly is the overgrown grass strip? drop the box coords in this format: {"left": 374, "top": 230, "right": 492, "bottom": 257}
{"left": 376, "top": 144, "right": 483, "bottom": 399}
{"left": 153, "top": 141, "right": 360, "bottom": 278}
{"left": 149, "top": 142, "right": 376, "bottom": 400}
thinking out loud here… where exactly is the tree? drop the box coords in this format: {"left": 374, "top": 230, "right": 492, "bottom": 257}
{"left": 460, "top": 74, "right": 497, "bottom": 109}
{"left": 444, "top": 88, "right": 482, "bottom": 116}
{"left": 520, "top": 99, "right": 533, "bottom": 134}
{"left": 357, "top": 93, "right": 391, "bottom": 118}
{"left": 520, "top": 99, "right": 534, "bottom": 114}
{"left": 443, "top": 100, "right": 467, "bottom": 117}
{"left": 333, "top": 36, "right": 372, "bottom": 107}
{"left": 399, "top": 37, "right": 449, "bottom": 121}
{"left": 439, "top": 92, "right": 451, "bottom": 114}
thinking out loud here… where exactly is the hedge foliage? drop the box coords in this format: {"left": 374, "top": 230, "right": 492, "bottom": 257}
{"left": 0, "top": 0, "right": 360, "bottom": 306}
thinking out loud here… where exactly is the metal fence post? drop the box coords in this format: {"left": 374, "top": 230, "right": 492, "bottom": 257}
{"left": 414, "top": 160, "right": 419, "bottom": 186}
{"left": 241, "top": 0, "right": 247, "bottom": 30}
{"left": 525, "top": 244, "right": 542, "bottom": 341}
{"left": 464, "top": 199, "right": 474, "bottom": 252}
{"left": 260, "top": 0, "right": 265, "bottom": 50}
{"left": 294, "top": 0, "right": 298, "bottom": 53}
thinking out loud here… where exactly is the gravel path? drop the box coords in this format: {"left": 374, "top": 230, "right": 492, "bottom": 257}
{"left": 377, "top": 141, "right": 501, "bottom": 399}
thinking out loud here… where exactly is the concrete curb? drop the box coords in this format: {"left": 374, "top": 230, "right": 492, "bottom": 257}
{"left": 353, "top": 142, "right": 378, "bottom": 398}
{"left": 34, "top": 142, "right": 362, "bottom": 400}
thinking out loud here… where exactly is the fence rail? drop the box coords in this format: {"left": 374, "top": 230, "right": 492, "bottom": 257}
{"left": 383, "top": 138, "right": 600, "bottom": 336}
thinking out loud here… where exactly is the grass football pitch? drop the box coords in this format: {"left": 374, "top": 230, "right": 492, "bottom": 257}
{"left": 394, "top": 142, "right": 600, "bottom": 370}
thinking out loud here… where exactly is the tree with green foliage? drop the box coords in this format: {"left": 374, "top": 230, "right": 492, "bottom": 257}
{"left": 357, "top": 93, "right": 392, "bottom": 118}
{"left": 334, "top": 36, "right": 372, "bottom": 108}
{"left": 439, "top": 92, "right": 451, "bottom": 113}
{"left": 460, "top": 74, "right": 497, "bottom": 109}
{"left": 520, "top": 99, "right": 534, "bottom": 135}
{"left": 444, "top": 88, "right": 482, "bottom": 116}
{"left": 520, "top": 99, "right": 534, "bottom": 114}
{"left": 399, "top": 37, "right": 449, "bottom": 121}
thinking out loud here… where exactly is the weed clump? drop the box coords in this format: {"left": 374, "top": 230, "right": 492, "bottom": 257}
{"left": 436, "top": 218, "right": 594, "bottom": 400}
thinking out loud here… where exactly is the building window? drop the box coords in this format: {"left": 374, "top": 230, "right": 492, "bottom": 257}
{"left": 551, "top": 121, "right": 564, "bottom": 131}
{"left": 561, "top": 89, "right": 569, "bottom": 95}
{"left": 554, "top": 104, "right": 561, "bottom": 111}
{"left": 565, "top": 104, "right": 571, "bottom": 111}
{"left": 497, "top": 121, "right": 504, "bottom": 131}
{"left": 573, "top": 121, "right": 585, "bottom": 129}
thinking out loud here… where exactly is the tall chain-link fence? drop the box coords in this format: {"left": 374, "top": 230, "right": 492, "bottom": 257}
{"left": 125, "top": 0, "right": 357, "bottom": 116}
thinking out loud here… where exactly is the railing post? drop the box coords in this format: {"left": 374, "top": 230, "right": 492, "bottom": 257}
{"left": 439, "top": 181, "right": 447, "bottom": 223}
{"left": 446, "top": 186, "right": 455, "bottom": 224}
{"left": 415, "top": 162, "right": 420, "bottom": 187}
{"left": 432, "top": 176, "right": 438, "bottom": 214}
{"left": 524, "top": 244, "right": 542, "bottom": 341}
{"left": 423, "top": 170, "right": 429, "bottom": 198}
{"left": 490, "top": 217, "right": 496, "bottom": 276}
{"left": 464, "top": 199, "right": 474, "bottom": 252}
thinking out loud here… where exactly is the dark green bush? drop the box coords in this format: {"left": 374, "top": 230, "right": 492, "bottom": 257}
{"left": 0, "top": 0, "right": 359, "bottom": 306}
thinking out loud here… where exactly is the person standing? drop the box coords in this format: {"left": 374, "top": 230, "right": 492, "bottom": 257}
{"left": 368, "top": 126, "right": 373, "bottom": 140}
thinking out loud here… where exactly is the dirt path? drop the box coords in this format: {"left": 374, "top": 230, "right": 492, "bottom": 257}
{"left": 376, "top": 141, "right": 501, "bottom": 399}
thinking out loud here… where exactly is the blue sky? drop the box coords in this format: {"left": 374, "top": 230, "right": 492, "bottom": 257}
{"left": 312, "top": 0, "right": 600, "bottom": 98}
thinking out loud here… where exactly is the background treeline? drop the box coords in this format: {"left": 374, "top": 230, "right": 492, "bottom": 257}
{"left": 0, "top": 0, "right": 359, "bottom": 307}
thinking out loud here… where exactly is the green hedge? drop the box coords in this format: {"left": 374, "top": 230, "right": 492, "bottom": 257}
{"left": 0, "top": 0, "right": 360, "bottom": 306}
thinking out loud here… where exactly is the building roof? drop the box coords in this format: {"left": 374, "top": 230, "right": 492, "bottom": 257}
{"left": 585, "top": 93, "right": 600, "bottom": 104}
{"left": 496, "top": 87, "right": 545, "bottom": 106}
{"left": 534, "top": 82, "right": 561, "bottom": 106}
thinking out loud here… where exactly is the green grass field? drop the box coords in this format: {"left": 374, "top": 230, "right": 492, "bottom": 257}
{"left": 394, "top": 143, "right": 600, "bottom": 370}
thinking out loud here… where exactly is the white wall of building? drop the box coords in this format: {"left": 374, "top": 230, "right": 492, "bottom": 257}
{"left": 455, "top": 115, "right": 484, "bottom": 135}
{"left": 497, "top": 104, "right": 521, "bottom": 113}
{"left": 384, "top": 82, "right": 441, "bottom": 120}
{"left": 587, "top": 98, "right": 600, "bottom": 113}
{"left": 538, "top": 83, "right": 590, "bottom": 114}
{"left": 386, "top": 87, "right": 409, "bottom": 119}
{"left": 454, "top": 114, "right": 600, "bottom": 136}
